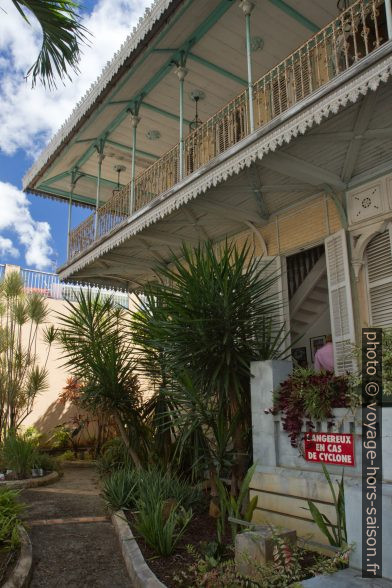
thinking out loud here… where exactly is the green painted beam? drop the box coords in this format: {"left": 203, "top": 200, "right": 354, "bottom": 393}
{"left": 142, "top": 102, "right": 192, "bottom": 126}
{"left": 36, "top": 185, "right": 97, "bottom": 207}
{"left": 81, "top": 173, "right": 124, "bottom": 189}
{"left": 41, "top": 171, "right": 71, "bottom": 186}
{"left": 106, "top": 139, "right": 159, "bottom": 160}
{"left": 267, "top": 0, "right": 318, "bottom": 33}
{"left": 73, "top": 0, "right": 235, "bottom": 172}
{"left": 35, "top": 0, "right": 196, "bottom": 195}
{"left": 188, "top": 52, "right": 247, "bottom": 86}
{"left": 40, "top": 170, "right": 120, "bottom": 190}
{"left": 107, "top": 100, "right": 192, "bottom": 126}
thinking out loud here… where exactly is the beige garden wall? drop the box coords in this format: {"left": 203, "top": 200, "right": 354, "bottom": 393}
{"left": 22, "top": 297, "right": 82, "bottom": 437}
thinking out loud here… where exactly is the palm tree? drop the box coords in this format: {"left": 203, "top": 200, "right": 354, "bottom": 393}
{"left": 11, "top": 1, "right": 89, "bottom": 88}
{"left": 57, "top": 289, "right": 144, "bottom": 468}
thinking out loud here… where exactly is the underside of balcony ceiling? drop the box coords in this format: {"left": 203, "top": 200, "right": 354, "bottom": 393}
{"left": 59, "top": 78, "right": 392, "bottom": 290}
{"left": 25, "top": 0, "right": 340, "bottom": 205}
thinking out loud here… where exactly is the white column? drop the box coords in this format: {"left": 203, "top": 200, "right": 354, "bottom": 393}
{"left": 130, "top": 114, "right": 140, "bottom": 215}
{"left": 94, "top": 151, "right": 105, "bottom": 239}
{"left": 386, "top": 0, "right": 392, "bottom": 40}
{"left": 240, "top": 0, "right": 255, "bottom": 133}
{"left": 175, "top": 65, "right": 188, "bottom": 180}
{"left": 67, "top": 182, "right": 75, "bottom": 259}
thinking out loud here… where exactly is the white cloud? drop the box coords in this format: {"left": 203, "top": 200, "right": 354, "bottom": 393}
{"left": 0, "top": 0, "right": 152, "bottom": 156}
{"left": 0, "top": 237, "right": 18, "bottom": 259}
{"left": 0, "top": 181, "right": 53, "bottom": 269}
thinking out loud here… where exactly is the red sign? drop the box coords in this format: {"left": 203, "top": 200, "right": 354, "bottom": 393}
{"left": 304, "top": 432, "right": 355, "bottom": 467}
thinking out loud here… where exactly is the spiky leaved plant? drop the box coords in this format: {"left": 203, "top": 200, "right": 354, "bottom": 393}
{"left": 0, "top": 272, "right": 54, "bottom": 442}
{"left": 57, "top": 289, "right": 147, "bottom": 469}
{"left": 131, "top": 240, "right": 289, "bottom": 495}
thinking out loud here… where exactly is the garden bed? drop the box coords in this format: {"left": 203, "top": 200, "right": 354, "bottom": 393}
{"left": 122, "top": 506, "right": 344, "bottom": 587}
{"left": 125, "top": 503, "right": 231, "bottom": 587}
{"left": 0, "top": 470, "right": 60, "bottom": 490}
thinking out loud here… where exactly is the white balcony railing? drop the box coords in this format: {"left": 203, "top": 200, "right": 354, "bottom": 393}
{"left": 16, "top": 267, "right": 129, "bottom": 307}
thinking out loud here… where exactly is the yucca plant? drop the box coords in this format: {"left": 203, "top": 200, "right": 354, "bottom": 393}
{"left": 10, "top": 1, "right": 90, "bottom": 89}
{"left": 132, "top": 240, "right": 288, "bottom": 494}
{"left": 0, "top": 272, "right": 54, "bottom": 442}
{"left": 57, "top": 289, "right": 146, "bottom": 469}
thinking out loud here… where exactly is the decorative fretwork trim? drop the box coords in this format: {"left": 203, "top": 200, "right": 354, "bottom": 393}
{"left": 23, "top": 0, "right": 175, "bottom": 190}
{"left": 59, "top": 54, "right": 392, "bottom": 279}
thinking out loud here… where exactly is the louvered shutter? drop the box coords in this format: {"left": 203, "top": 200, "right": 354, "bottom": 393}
{"left": 255, "top": 256, "right": 290, "bottom": 350}
{"left": 366, "top": 227, "right": 392, "bottom": 328}
{"left": 325, "top": 229, "right": 356, "bottom": 374}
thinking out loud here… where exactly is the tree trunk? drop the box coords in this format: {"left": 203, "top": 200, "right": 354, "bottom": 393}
{"left": 113, "top": 411, "right": 142, "bottom": 469}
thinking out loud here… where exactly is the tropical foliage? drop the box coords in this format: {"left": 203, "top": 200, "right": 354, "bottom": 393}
{"left": 132, "top": 240, "right": 288, "bottom": 495}
{"left": 270, "top": 368, "right": 354, "bottom": 447}
{"left": 305, "top": 464, "right": 347, "bottom": 548}
{"left": 57, "top": 290, "right": 146, "bottom": 468}
{"left": 10, "top": 0, "right": 89, "bottom": 88}
{"left": 0, "top": 272, "right": 55, "bottom": 442}
{"left": 0, "top": 489, "right": 25, "bottom": 552}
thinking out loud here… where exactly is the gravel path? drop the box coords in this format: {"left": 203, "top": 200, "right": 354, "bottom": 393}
{"left": 21, "top": 466, "right": 132, "bottom": 587}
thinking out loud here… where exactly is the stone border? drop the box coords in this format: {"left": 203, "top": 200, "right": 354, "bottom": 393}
{"left": 0, "top": 471, "right": 60, "bottom": 490}
{"left": 3, "top": 526, "right": 32, "bottom": 588}
{"left": 111, "top": 510, "right": 166, "bottom": 588}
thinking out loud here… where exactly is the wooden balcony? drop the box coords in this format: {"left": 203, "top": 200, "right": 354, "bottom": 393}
{"left": 69, "top": 0, "right": 388, "bottom": 261}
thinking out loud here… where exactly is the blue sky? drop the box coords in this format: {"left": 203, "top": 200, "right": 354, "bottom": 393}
{"left": 0, "top": 0, "right": 150, "bottom": 271}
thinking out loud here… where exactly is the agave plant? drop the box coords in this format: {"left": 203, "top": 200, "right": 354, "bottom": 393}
{"left": 132, "top": 240, "right": 288, "bottom": 494}
{"left": 0, "top": 272, "right": 54, "bottom": 442}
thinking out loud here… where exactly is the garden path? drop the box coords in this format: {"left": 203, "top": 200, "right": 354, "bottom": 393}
{"left": 21, "top": 465, "right": 132, "bottom": 587}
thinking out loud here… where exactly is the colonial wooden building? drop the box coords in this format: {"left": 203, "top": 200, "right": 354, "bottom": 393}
{"left": 24, "top": 0, "right": 392, "bottom": 568}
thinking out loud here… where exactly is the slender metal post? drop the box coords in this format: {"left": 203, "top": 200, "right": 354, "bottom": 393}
{"left": 130, "top": 114, "right": 140, "bottom": 214}
{"left": 241, "top": 0, "right": 255, "bottom": 133}
{"left": 94, "top": 151, "right": 105, "bottom": 239}
{"left": 386, "top": 0, "right": 392, "bottom": 40}
{"left": 176, "top": 65, "right": 188, "bottom": 180}
{"left": 67, "top": 183, "right": 75, "bottom": 259}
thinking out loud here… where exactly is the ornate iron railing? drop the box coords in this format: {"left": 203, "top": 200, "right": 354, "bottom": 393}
{"left": 68, "top": 0, "right": 388, "bottom": 260}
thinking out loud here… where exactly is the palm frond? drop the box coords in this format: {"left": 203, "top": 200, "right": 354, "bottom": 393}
{"left": 12, "top": 0, "right": 90, "bottom": 89}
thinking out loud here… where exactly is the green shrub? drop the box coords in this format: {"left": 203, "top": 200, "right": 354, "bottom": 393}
{"left": 22, "top": 427, "right": 42, "bottom": 447}
{"left": 97, "top": 438, "right": 133, "bottom": 476}
{"left": 0, "top": 489, "right": 25, "bottom": 551}
{"left": 1, "top": 435, "right": 37, "bottom": 479}
{"left": 136, "top": 467, "right": 202, "bottom": 511}
{"left": 58, "top": 450, "right": 75, "bottom": 462}
{"left": 136, "top": 500, "right": 192, "bottom": 557}
{"left": 32, "top": 452, "right": 58, "bottom": 472}
{"left": 102, "top": 465, "right": 202, "bottom": 515}
{"left": 102, "top": 468, "right": 138, "bottom": 511}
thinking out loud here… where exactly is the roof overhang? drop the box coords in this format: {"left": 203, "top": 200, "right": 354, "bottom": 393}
{"left": 23, "top": 0, "right": 341, "bottom": 207}
{"left": 57, "top": 46, "right": 392, "bottom": 288}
